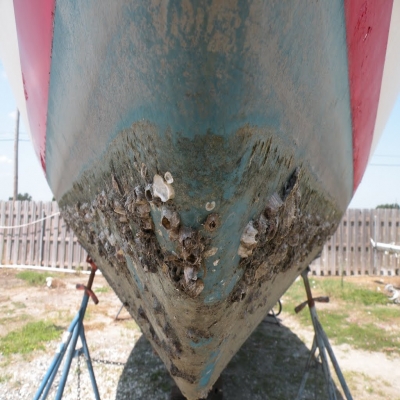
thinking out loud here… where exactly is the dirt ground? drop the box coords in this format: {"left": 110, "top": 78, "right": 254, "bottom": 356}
{"left": 0, "top": 268, "right": 400, "bottom": 400}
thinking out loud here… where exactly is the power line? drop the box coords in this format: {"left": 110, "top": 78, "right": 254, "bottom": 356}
{"left": 369, "top": 164, "right": 400, "bottom": 167}
{"left": 0, "top": 131, "right": 28, "bottom": 136}
{"left": 373, "top": 154, "right": 400, "bottom": 158}
{"left": 0, "top": 139, "right": 30, "bottom": 142}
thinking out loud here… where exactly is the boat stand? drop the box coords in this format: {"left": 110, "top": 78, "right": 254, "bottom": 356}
{"left": 34, "top": 256, "right": 101, "bottom": 400}
{"left": 267, "top": 299, "right": 282, "bottom": 325}
{"left": 295, "top": 267, "right": 353, "bottom": 400}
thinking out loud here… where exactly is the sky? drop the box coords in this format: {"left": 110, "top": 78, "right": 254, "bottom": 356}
{"left": 0, "top": 60, "right": 52, "bottom": 201}
{"left": 0, "top": 60, "right": 399, "bottom": 207}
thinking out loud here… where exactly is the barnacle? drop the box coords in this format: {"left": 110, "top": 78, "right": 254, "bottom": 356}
{"left": 238, "top": 222, "right": 258, "bottom": 258}
{"left": 153, "top": 174, "right": 175, "bottom": 202}
{"left": 204, "top": 213, "right": 220, "bottom": 232}
{"left": 164, "top": 171, "right": 174, "bottom": 184}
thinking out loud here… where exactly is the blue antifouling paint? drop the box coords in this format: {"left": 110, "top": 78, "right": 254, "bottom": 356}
{"left": 189, "top": 337, "right": 213, "bottom": 349}
{"left": 199, "top": 349, "right": 221, "bottom": 388}
{"left": 126, "top": 255, "right": 143, "bottom": 292}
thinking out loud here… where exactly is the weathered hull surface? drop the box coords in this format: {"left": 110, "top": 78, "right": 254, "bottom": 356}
{"left": 1, "top": 1, "right": 399, "bottom": 398}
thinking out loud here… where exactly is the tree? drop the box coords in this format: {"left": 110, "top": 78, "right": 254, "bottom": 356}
{"left": 9, "top": 193, "right": 32, "bottom": 201}
{"left": 376, "top": 203, "right": 400, "bottom": 209}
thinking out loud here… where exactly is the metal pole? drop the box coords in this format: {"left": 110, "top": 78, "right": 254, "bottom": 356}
{"left": 115, "top": 303, "right": 124, "bottom": 320}
{"left": 34, "top": 313, "right": 80, "bottom": 400}
{"left": 301, "top": 269, "right": 336, "bottom": 399}
{"left": 79, "top": 326, "right": 101, "bottom": 400}
{"left": 55, "top": 295, "right": 89, "bottom": 400}
{"left": 308, "top": 299, "right": 337, "bottom": 399}
{"left": 295, "top": 337, "right": 317, "bottom": 400}
{"left": 40, "top": 350, "right": 64, "bottom": 399}
{"left": 297, "top": 268, "right": 353, "bottom": 400}
{"left": 34, "top": 260, "right": 100, "bottom": 399}
{"left": 316, "top": 319, "right": 353, "bottom": 400}
{"left": 13, "top": 109, "right": 20, "bottom": 202}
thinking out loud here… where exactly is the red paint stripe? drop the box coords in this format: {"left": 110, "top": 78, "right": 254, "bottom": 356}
{"left": 345, "top": 0, "right": 393, "bottom": 192}
{"left": 13, "top": 0, "right": 55, "bottom": 173}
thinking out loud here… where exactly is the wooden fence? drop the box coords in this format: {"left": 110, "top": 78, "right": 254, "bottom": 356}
{"left": 311, "top": 208, "right": 400, "bottom": 276}
{"left": 0, "top": 201, "right": 399, "bottom": 275}
{"left": 0, "top": 201, "right": 88, "bottom": 270}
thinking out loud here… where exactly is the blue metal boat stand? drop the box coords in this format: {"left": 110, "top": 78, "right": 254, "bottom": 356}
{"left": 115, "top": 303, "right": 125, "bottom": 320}
{"left": 34, "top": 256, "right": 101, "bottom": 400}
{"left": 295, "top": 267, "right": 353, "bottom": 400}
{"left": 264, "top": 299, "right": 282, "bottom": 326}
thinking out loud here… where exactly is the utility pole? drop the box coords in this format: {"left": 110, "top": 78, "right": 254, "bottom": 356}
{"left": 13, "top": 108, "right": 20, "bottom": 202}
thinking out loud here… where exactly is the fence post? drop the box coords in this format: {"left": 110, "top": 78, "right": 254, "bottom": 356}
{"left": 59, "top": 219, "right": 67, "bottom": 269}
{"left": 6, "top": 201, "right": 14, "bottom": 264}
{"left": 360, "top": 210, "right": 366, "bottom": 275}
{"left": 330, "top": 232, "right": 336, "bottom": 276}
{"left": 68, "top": 228, "right": 74, "bottom": 269}
{"left": 21, "top": 201, "right": 29, "bottom": 265}
{"left": 345, "top": 210, "right": 351, "bottom": 276}
{"left": 39, "top": 209, "right": 45, "bottom": 267}
{"left": 12, "top": 201, "right": 21, "bottom": 265}
{"left": 338, "top": 216, "right": 343, "bottom": 276}
{"left": 43, "top": 202, "right": 52, "bottom": 267}
{"left": 0, "top": 202, "right": 6, "bottom": 265}
{"left": 51, "top": 202, "right": 60, "bottom": 268}
{"left": 28, "top": 202, "right": 36, "bottom": 265}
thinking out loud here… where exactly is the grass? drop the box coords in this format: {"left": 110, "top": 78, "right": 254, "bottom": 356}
{"left": 12, "top": 301, "right": 26, "bottom": 309}
{"left": 283, "top": 277, "right": 400, "bottom": 354}
{"left": 94, "top": 286, "right": 110, "bottom": 293}
{"left": 339, "top": 371, "right": 392, "bottom": 399}
{"left": 285, "top": 277, "right": 388, "bottom": 307}
{"left": 123, "top": 320, "right": 140, "bottom": 331}
{"left": 15, "top": 271, "right": 51, "bottom": 286}
{"left": 368, "top": 305, "right": 400, "bottom": 321}
{"left": 0, "top": 374, "right": 11, "bottom": 384}
{"left": 0, "top": 313, "right": 31, "bottom": 325}
{"left": 320, "top": 314, "right": 400, "bottom": 352}
{"left": 0, "top": 320, "right": 62, "bottom": 356}
{"left": 15, "top": 270, "right": 68, "bottom": 286}
{"left": 74, "top": 266, "right": 83, "bottom": 275}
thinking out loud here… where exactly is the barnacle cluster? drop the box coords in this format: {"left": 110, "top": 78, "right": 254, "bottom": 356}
{"left": 231, "top": 168, "right": 336, "bottom": 303}
{"left": 62, "top": 171, "right": 208, "bottom": 298}
{"left": 57, "top": 123, "right": 344, "bottom": 399}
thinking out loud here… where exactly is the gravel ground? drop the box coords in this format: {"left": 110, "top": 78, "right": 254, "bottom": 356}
{"left": 1, "top": 269, "right": 400, "bottom": 400}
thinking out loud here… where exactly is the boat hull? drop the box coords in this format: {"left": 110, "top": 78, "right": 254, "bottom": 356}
{"left": 60, "top": 125, "right": 341, "bottom": 398}
{"left": 1, "top": 1, "right": 399, "bottom": 398}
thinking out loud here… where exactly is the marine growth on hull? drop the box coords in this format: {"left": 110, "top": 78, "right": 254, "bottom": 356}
{"left": 60, "top": 126, "right": 341, "bottom": 399}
